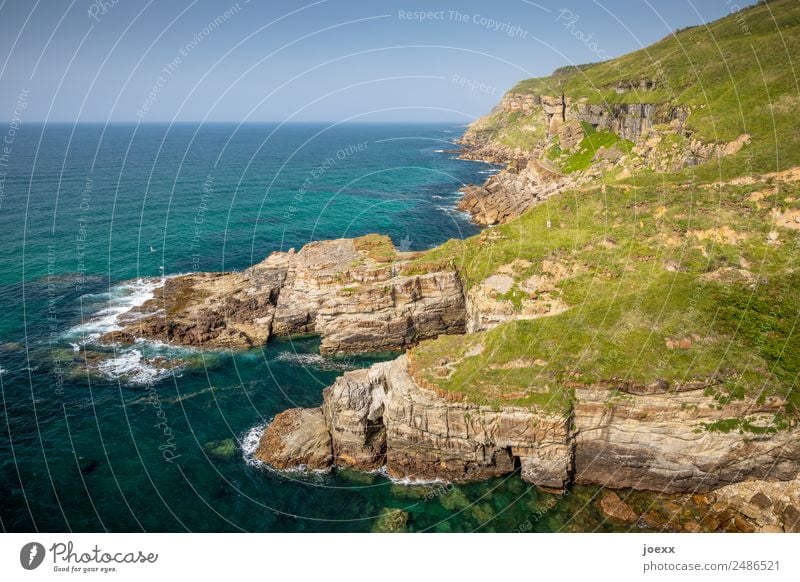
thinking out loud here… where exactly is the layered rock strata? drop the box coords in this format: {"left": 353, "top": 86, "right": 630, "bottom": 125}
{"left": 256, "top": 355, "right": 574, "bottom": 490}
{"left": 457, "top": 159, "right": 581, "bottom": 226}
{"left": 456, "top": 91, "right": 750, "bottom": 225}
{"left": 255, "top": 356, "right": 800, "bottom": 496}
{"left": 101, "top": 237, "right": 466, "bottom": 354}
{"left": 573, "top": 385, "right": 800, "bottom": 493}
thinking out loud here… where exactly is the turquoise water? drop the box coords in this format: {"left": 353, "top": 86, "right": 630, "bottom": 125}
{"left": 0, "top": 123, "right": 617, "bottom": 532}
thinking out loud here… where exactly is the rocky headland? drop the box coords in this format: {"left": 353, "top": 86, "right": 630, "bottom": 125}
{"left": 455, "top": 89, "right": 752, "bottom": 227}
{"left": 102, "top": 235, "right": 466, "bottom": 355}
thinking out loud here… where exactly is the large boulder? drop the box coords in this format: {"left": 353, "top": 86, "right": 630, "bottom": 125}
{"left": 254, "top": 407, "right": 332, "bottom": 470}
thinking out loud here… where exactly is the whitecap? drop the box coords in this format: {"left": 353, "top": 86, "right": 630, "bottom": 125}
{"left": 241, "top": 422, "right": 267, "bottom": 467}
{"left": 96, "top": 349, "right": 173, "bottom": 386}
{"left": 67, "top": 278, "right": 164, "bottom": 344}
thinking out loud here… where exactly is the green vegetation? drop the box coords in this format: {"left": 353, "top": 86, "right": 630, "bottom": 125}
{"left": 353, "top": 234, "right": 400, "bottom": 263}
{"left": 410, "top": 333, "right": 574, "bottom": 413}
{"left": 560, "top": 130, "right": 635, "bottom": 173}
{"left": 408, "top": 176, "right": 800, "bottom": 413}
{"left": 496, "top": 285, "right": 528, "bottom": 311}
{"left": 468, "top": 109, "right": 547, "bottom": 152}
{"left": 404, "top": 1, "right": 800, "bottom": 418}
{"left": 701, "top": 416, "right": 786, "bottom": 435}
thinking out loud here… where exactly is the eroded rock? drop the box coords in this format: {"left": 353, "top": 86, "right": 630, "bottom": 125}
{"left": 101, "top": 237, "right": 466, "bottom": 354}
{"left": 254, "top": 407, "right": 332, "bottom": 471}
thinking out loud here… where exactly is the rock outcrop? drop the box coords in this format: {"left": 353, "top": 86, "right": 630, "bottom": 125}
{"left": 102, "top": 236, "right": 466, "bottom": 354}
{"left": 456, "top": 90, "right": 751, "bottom": 225}
{"left": 499, "top": 93, "right": 690, "bottom": 144}
{"left": 256, "top": 355, "right": 574, "bottom": 490}
{"left": 255, "top": 355, "right": 800, "bottom": 497}
{"left": 254, "top": 407, "right": 332, "bottom": 470}
{"left": 457, "top": 159, "right": 580, "bottom": 226}
{"left": 464, "top": 261, "right": 571, "bottom": 333}
{"left": 711, "top": 478, "right": 800, "bottom": 533}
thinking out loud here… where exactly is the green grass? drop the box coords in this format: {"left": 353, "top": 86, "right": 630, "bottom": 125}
{"left": 496, "top": 285, "right": 528, "bottom": 311}
{"left": 560, "top": 131, "right": 635, "bottom": 173}
{"left": 353, "top": 234, "right": 399, "bottom": 263}
{"left": 407, "top": 176, "right": 800, "bottom": 414}
{"left": 404, "top": 0, "right": 800, "bottom": 416}
{"left": 467, "top": 109, "right": 547, "bottom": 152}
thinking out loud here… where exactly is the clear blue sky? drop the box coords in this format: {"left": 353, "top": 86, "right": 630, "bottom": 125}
{"left": 0, "top": 0, "right": 754, "bottom": 123}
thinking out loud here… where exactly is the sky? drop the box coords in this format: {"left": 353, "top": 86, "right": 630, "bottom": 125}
{"left": 0, "top": 0, "right": 755, "bottom": 123}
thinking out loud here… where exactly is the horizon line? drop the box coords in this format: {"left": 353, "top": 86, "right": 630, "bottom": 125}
{"left": 7, "top": 119, "right": 473, "bottom": 124}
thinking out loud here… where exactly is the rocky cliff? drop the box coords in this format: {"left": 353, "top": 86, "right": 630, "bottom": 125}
{"left": 102, "top": 236, "right": 466, "bottom": 354}
{"left": 573, "top": 384, "right": 800, "bottom": 493}
{"left": 254, "top": 354, "right": 800, "bottom": 497}
{"left": 456, "top": 90, "right": 749, "bottom": 225}
{"left": 255, "top": 354, "right": 574, "bottom": 490}
{"left": 245, "top": 1, "right": 800, "bottom": 532}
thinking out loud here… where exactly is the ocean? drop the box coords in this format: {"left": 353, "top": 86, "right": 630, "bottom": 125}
{"left": 0, "top": 122, "right": 614, "bottom": 532}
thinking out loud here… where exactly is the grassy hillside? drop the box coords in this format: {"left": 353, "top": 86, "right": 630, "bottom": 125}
{"left": 486, "top": 0, "right": 800, "bottom": 177}
{"left": 409, "top": 173, "right": 800, "bottom": 417}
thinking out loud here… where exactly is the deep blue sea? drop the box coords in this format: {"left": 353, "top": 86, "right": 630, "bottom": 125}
{"left": 0, "top": 123, "right": 613, "bottom": 532}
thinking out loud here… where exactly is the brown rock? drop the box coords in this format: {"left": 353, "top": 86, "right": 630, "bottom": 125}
{"left": 733, "top": 515, "right": 757, "bottom": 533}
{"left": 750, "top": 492, "right": 773, "bottom": 509}
{"left": 100, "top": 237, "right": 466, "bottom": 355}
{"left": 254, "top": 408, "right": 332, "bottom": 471}
{"left": 574, "top": 384, "right": 800, "bottom": 493}
{"left": 99, "top": 330, "right": 137, "bottom": 344}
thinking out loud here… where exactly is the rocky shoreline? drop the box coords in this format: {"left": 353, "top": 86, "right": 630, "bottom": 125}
{"left": 243, "top": 95, "right": 799, "bottom": 532}
{"left": 101, "top": 235, "right": 466, "bottom": 355}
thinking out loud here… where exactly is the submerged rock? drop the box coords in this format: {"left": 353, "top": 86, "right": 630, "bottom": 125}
{"left": 598, "top": 491, "right": 638, "bottom": 524}
{"left": 371, "top": 508, "right": 409, "bottom": 533}
{"left": 204, "top": 439, "right": 236, "bottom": 460}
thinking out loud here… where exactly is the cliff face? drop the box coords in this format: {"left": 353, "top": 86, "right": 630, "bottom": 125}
{"left": 499, "top": 93, "right": 690, "bottom": 144}
{"left": 255, "top": 355, "right": 800, "bottom": 495}
{"left": 102, "top": 236, "right": 466, "bottom": 354}
{"left": 271, "top": 239, "right": 466, "bottom": 354}
{"left": 257, "top": 355, "right": 574, "bottom": 490}
{"left": 457, "top": 159, "right": 582, "bottom": 226}
{"left": 457, "top": 91, "right": 749, "bottom": 225}
{"left": 573, "top": 385, "right": 800, "bottom": 493}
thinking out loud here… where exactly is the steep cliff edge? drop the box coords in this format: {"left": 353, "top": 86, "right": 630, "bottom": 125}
{"left": 253, "top": 157, "right": 800, "bottom": 511}
{"left": 256, "top": 354, "right": 574, "bottom": 490}
{"left": 456, "top": 91, "right": 750, "bottom": 225}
